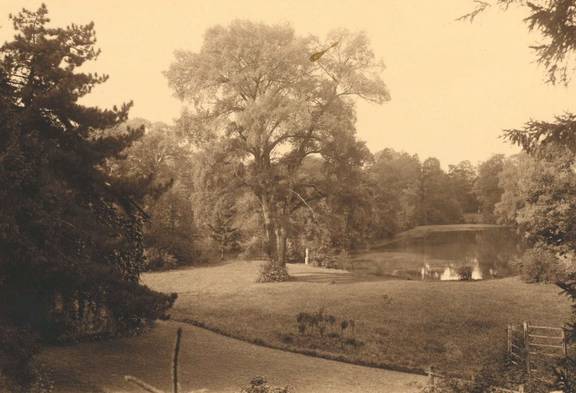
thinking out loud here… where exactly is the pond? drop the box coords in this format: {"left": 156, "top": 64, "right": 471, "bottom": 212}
{"left": 346, "top": 225, "right": 522, "bottom": 281}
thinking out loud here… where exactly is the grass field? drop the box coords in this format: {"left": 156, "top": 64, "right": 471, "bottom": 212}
{"left": 143, "top": 260, "right": 572, "bottom": 377}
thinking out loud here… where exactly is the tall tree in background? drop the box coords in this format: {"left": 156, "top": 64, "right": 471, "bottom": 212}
{"left": 107, "top": 119, "right": 202, "bottom": 268}
{"left": 0, "top": 6, "right": 175, "bottom": 387}
{"left": 166, "top": 21, "right": 389, "bottom": 281}
{"left": 207, "top": 195, "right": 240, "bottom": 260}
{"left": 418, "top": 157, "right": 464, "bottom": 224}
{"left": 474, "top": 154, "right": 505, "bottom": 223}
{"left": 369, "top": 149, "right": 421, "bottom": 230}
{"left": 494, "top": 153, "right": 533, "bottom": 225}
{"left": 448, "top": 160, "right": 479, "bottom": 215}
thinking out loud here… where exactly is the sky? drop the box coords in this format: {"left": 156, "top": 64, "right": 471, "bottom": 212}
{"left": 2, "top": 0, "right": 576, "bottom": 167}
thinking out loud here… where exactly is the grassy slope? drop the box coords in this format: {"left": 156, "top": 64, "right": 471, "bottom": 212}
{"left": 143, "top": 261, "right": 571, "bottom": 376}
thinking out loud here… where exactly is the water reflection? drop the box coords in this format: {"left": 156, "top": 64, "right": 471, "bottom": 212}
{"left": 350, "top": 227, "right": 522, "bottom": 280}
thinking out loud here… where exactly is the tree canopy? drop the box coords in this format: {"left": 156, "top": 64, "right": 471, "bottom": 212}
{"left": 166, "top": 20, "right": 389, "bottom": 281}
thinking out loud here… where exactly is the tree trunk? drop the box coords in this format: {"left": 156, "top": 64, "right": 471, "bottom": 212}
{"left": 258, "top": 194, "right": 290, "bottom": 282}
{"left": 275, "top": 225, "right": 287, "bottom": 265}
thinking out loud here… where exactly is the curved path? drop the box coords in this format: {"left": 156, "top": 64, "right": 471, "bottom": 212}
{"left": 40, "top": 321, "right": 426, "bottom": 393}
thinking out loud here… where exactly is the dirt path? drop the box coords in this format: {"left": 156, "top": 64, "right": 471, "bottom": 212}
{"left": 40, "top": 320, "right": 426, "bottom": 393}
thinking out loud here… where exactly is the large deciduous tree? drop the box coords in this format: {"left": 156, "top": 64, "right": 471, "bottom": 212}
{"left": 165, "top": 21, "right": 389, "bottom": 281}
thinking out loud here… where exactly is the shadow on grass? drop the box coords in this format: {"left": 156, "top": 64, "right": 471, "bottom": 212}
{"left": 46, "top": 366, "right": 106, "bottom": 393}
{"left": 290, "top": 270, "right": 395, "bottom": 284}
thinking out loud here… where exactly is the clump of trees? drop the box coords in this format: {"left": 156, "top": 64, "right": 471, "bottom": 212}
{"left": 0, "top": 5, "right": 175, "bottom": 390}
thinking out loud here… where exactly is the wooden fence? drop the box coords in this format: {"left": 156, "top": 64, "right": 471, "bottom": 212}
{"left": 507, "top": 322, "right": 568, "bottom": 383}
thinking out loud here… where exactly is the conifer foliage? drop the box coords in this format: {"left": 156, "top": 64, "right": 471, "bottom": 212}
{"left": 0, "top": 3, "right": 175, "bottom": 361}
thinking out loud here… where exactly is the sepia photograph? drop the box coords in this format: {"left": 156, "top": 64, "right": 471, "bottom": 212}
{"left": 2, "top": 1, "right": 576, "bottom": 392}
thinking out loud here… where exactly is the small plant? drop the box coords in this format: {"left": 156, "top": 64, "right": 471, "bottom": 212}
{"left": 373, "top": 263, "right": 385, "bottom": 276}
{"left": 296, "top": 312, "right": 307, "bottom": 335}
{"left": 340, "top": 319, "right": 349, "bottom": 336}
{"left": 239, "top": 376, "right": 292, "bottom": 393}
{"left": 292, "top": 309, "right": 362, "bottom": 352}
{"left": 343, "top": 337, "right": 364, "bottom": 348}
{"left": 457, "top": 266, "right": 472, "bottom": 281}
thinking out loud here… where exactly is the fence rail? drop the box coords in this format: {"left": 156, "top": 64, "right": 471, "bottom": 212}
{"left": 507, "top": 321, "right": 568, "bottom": 383}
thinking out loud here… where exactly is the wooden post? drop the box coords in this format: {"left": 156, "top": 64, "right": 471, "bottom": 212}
{"left": 125, "top": 376, "right": 166, "bottom": 393}
{"left": 427, "top": 367, "right": 435, "bottom": 388}
{"left": 518, "top": 384, "right": 524, "bottom": 393}
{"left": 523, "top": 321, "right": 530, "bottom": 379}
{"left": 172, "top": 328, "right": 183, "bottom": 393}
{"left": 562, "top": 328, "right": 568, "bottom": 357}
{"left": 507, "top": 325, "right": 512, "bottom": 354}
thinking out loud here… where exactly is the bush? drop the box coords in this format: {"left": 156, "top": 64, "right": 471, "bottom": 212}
{"left": 292, "top": 308, "right": 362, "bottom": 352}
{"left": 239, "top": 376, "right": 291, "bottom": 393}
{"left": 514, "top": 248, "right": 568, "bottom": 283}
{"left": 457, "top": 266, "right": 472, "bottom": 281}
{"left": 0, "top": 325, "right": 51, "bottom": 393}
{"left": 257, "top": 262, "right": 291, "bottom": 283}
{"left": 421, "top": 355, "right": 530, "bottom": 393}
{"left": 144, "top": 247, "right": 178, "bottom": 271}
{"left": 308, "top": 247, "right": 343, "bottom": 269}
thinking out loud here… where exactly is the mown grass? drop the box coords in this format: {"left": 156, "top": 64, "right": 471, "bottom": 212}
{"left": 143, "top": 260, "right": 571, "bottom": 377}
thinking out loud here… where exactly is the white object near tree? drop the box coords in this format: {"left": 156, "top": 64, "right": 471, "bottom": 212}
{"left": 305, "top": 248, "right": 309, "bottom": 265}
{"left": 471, "top": 258, "right": 483, "bottom": 280}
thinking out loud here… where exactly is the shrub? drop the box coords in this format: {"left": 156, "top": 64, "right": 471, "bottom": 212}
{"left": 292, "top": 309, "right": 362, "bottom": 351}
{"left": 457, "top": 266, "right": 472, "bottom": 281}
{"left": 309, "top": 247, "right": 341, "bottom": 269}
{"left": 514, "top": 248, "right": 565, "bottom": 283}
{"left": 239, "top": 376, "right": 291, "bottom": 393}
{"left": 257, "top": 262, "right": 291, "bottom": 283}
{"left": 144, "top": 247, "right": 178, "bottom": 271}
{"left": 421, "top": 357, "right": 527, "bottom": 393}
{"left": 0, "top": 325, "right": 52, "bottom": 393}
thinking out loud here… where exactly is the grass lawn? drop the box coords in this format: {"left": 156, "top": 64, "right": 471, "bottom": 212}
{"left": 143, "top": 260, "right": 572, "bottom": 377}
{"left": 40, "top": 321, "right": 426, "bottom": 393}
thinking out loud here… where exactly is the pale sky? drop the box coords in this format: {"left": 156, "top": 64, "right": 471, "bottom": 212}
{"left": 2, "top": 0, "right": 575, "bottom": 167}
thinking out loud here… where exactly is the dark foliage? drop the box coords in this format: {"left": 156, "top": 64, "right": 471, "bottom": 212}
{"left": 0, "top": 4, "right": 175, "bottom": 387}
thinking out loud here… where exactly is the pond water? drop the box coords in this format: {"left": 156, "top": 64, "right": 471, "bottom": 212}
{"left": 346, "top": 226, "right": 522, "bottom": 281}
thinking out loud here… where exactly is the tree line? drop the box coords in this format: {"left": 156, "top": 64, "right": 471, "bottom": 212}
{"left": 120, "top": 115, "right": 510, "bottom": 272}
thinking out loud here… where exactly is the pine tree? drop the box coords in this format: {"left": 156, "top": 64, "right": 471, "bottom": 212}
{"left": 0, "top": 5, "right": 175, "bottom": 381}
{"left": 208, "top": 196, "right": 240, "bottom": 260}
